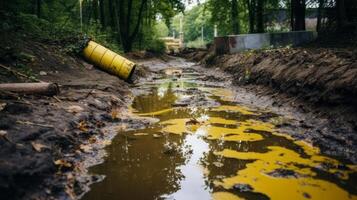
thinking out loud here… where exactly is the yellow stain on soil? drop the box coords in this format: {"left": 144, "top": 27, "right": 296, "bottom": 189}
{"left": 160, "top": 118, "right": 275, "bottom": 142}
{"left": 214, "top": 146, "right": 357, "bottom": 200}
{"left": 211, "top": 105, "right": 257, "bottom": 115}
{"left": 211, "top": 192, "right": 245, "bottom": 200}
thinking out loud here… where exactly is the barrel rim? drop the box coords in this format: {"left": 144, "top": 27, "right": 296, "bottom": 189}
{"left": 127, "top": 64, "right": 136, "bottom": 82}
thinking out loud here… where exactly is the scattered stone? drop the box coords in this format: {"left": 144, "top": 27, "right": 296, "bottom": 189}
{"left": 39, "top": 71, "right": 47, "bottom": 76}
{"left": 153, "top": 134, "right": 162, "bottom": 138}
{"left": 267, "top": 169, "right": 301, "bottom": 178}
{"left": 232, "top": 183, "right": 253, "bottom": 192}
{"left": 212, "top": 162, "right": 224, "bottom": 168}
{"left": 66, "top": 105, "right": 84, "bottom": 113}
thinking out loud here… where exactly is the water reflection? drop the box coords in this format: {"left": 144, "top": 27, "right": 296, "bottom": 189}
{"left": 83, "top": 68, "right": 357, "bottom": 200}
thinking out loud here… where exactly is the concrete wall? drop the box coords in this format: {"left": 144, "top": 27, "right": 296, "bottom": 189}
{"left": 214, "top": 31, "right": 316, "bottom": 54}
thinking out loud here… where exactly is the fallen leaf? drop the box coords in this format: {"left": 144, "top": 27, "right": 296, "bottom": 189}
{"left": 0, "top": 103, "right": 6, "bottom": 111}
{"left": 65, "top": 185, "right": 76, "bottom": 200}
{"left": 134, "top": 133, "right": 149, "bottom": 136}
{"left": 0, "top": 130, "right": 7, "bottom": 137}
{"left": 101, "top": 140, "right": 112, "bottom": 145}
{"left": 77, "top": 121, "right": 88, "bottom": 132}
{"left": 66, "top": 105, "right": 84, "bottom": 113}
{"left": 79, "top": 144, "right": 92, "bottom": 153}
{"left": 31, "top": 141, "right": 49, "bottom": 152}
{"left": 54, "top": 159, "right": 72, "bottom": 168}
{"left": 88, "top": 136, "right": 97, "bottom": 144}
{"left": 111, "top": 109, "right": 119, "bottom": 119}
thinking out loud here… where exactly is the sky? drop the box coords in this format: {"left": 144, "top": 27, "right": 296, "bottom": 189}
{"left": 185, "top": 0, "right": 206, "bottom": 11}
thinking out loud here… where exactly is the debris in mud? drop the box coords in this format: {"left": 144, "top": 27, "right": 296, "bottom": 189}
{"left": 232, "top": 184, "right": 254, "bottom": 192}
{"left": 31, "top": 141, "right": 49, "bottom": 152}
{"left": 163, "top": 142, "right": 179, "bottom": 155}
{"left": 133, "top": 133, "right": 149, "bottom": 136}
{"left": 153, "top": 133, "right": 162, "bottom": 138}
{"left": 266, "top": 169, "right": 303, "bottom": 178}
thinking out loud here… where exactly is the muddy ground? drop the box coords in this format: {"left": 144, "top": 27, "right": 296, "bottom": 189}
{"left": 179, "top": 46, "right": 357, "bottom": 164}
{"left": 1, "top": 35, "right": 357, "bottom": 200}
{"left": 0, "top": 38, "right": 152, "bottom": 200}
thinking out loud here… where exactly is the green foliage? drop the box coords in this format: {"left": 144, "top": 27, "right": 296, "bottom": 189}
{"left": 172, "top": 4, "right": 214, "bottom": 43}
{"left": 154, "top": 21, "right": 170, "bottom": 38}
{"left": 186, "top": 38, "right": 209, "bottom": 49}
{"left": 145, "top": 38, "right": 166, "bottom": 53}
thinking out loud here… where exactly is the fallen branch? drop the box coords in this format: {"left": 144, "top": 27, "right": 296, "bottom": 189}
{"left": 0, "top": 82, "right": 60, "bottom": 96}
{"left": 16, "top": 120, "right": 54, "bottom": 128}
{"left": 0, "top": 64, "right": 41, "bottom": 82}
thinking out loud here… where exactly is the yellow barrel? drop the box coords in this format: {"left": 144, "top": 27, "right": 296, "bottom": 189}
{"left": 83, "top": 41, "right": 136, "bottom": 81}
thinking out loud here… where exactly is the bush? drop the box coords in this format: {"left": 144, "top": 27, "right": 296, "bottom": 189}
{"left": 145, "top": 38, "right": 166, "bottom": 54}
{"left": 186, "top": 38, "right": 209, "bottom": 49}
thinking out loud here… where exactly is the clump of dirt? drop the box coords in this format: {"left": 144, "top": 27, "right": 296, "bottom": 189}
{"left": 0, "top": 34, "right": 148, "bottom": 199}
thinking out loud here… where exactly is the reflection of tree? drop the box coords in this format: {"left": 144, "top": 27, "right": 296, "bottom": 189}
{"left": 132, "top": 82, "right": 177, "bottom": 113}
{"left": 87, "top": 128, "right": 187, "bottom": 200}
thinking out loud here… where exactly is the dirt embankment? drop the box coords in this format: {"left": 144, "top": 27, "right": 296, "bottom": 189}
{"left": 0, "top": 36, "right": 149, "bottom": 199}
{"left": 180, "top": 46, "right": 357, "bottom": 163}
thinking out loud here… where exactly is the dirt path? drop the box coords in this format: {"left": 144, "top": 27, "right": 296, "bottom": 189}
{"left": 80, "top": 57, "right": 357, "bottom": 200}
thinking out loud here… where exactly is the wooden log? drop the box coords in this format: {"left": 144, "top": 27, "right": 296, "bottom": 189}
{"left": 0, "top": 82, "right": 60, "bottom": 96}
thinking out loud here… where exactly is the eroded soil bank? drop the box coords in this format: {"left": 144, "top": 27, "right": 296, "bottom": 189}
{"left": 180, "top": 47, "right": 357, "bottom": 164}
{"left": 82, "top": 58, "right": 357, "bottom": 200}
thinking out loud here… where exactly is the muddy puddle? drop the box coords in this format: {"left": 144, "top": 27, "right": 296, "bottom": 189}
{"left": 82, "top": 67, "right": 357, "bottom": 200}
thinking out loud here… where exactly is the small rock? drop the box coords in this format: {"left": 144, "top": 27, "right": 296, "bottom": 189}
{"left": 212, "top": 162, "right": 224, "bottom": 167}
{"left": 153, "top": 134, "right": 162, "bottom": 138}
{"left": 66, "top": 105, "right": 84, "bottom": 113}
{"left": 232, "top": 184, "right": 253, "bottom": 192}
{"left": 303, "top": 192, "right": 311, "bottom": 199}
{"left": 39, "top": 71, "right": 47, "bottom": 76}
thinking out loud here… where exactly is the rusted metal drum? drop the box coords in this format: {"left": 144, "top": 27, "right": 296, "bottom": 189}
{"left": 83, "top": 40, "right": 136, "bottom": 81}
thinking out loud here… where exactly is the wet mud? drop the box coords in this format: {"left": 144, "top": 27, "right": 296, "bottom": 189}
{"left": 82, "top": 61, "right": 357, "bottom": 200}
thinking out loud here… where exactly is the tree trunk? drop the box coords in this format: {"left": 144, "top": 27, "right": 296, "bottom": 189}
{"left": 256, "top": 0, "right": 264, "bottom": 33}
{"left": 336, "top": 0, "right": 347, "bottom": 28}
{"left": 231, "top": 0, "right": 240, "bottom": 34}
{"left": 99, "top": 0, "right": 106, "bottom": 27}
{"left": 92, "top": 0, "right": 99, "bottom": 22}
{"left": 119, "top": 0, "right": 148, "bottom": 52}
{"left": 108, "top": 0, "right": 116, "bottom": 28}
{"left": 291, "top": 0, "right": 306, "bottom": 31}
{"left": 247, "top": 0, "right": 256, "bottom": 33}
{"left": 36, "top": 0, "right": 41, "bottom": 18}
{"left": 316, "top": 0, "right": 324, "bottom": 32}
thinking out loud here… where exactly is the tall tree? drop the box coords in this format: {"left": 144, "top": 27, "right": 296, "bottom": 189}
{"left": 99, "top": 0, "right": 106, "bottom": 27}
{"left": 291, "top": 0, "right": 306, "bottom": 31}
{"left": 247, "top": 0, "right": 256, "bottom": 33}
{"left": 256, "top": 0, "right": 264, "bottom": 33}
{"left": 118, "top": 0, "right": 148, "bottom": 52}
{"left": 231, "top": 0, "right": 240, "bottom": 34}
{"left": 316, "top": 0, "right": 324, "bottom": 32}
{"left": 36, "top": 0, "right": 42, "bottom": 18}
{"left": 336, "top": 0, "right": 346, "bottom": 28}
